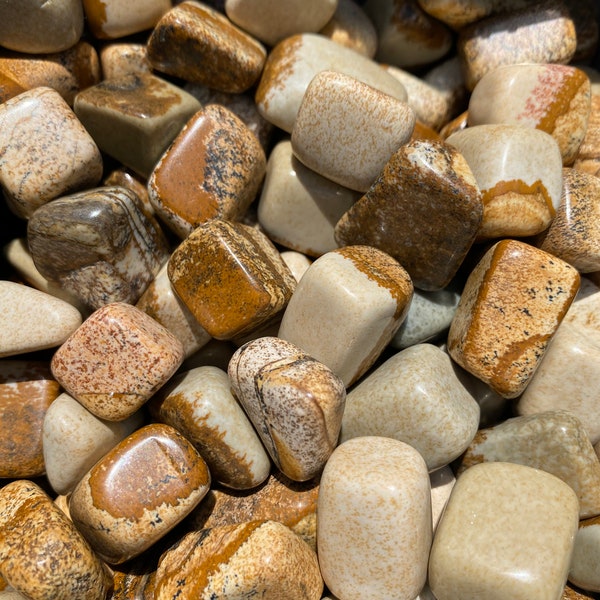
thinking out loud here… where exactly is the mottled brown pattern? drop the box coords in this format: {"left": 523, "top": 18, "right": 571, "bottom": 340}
{"left": 562, "top": 583, "right": 600, "bottom": 599}
{"left": 574, "top": 93, "right": 600, "bottom": 177}
{"left": 389, "top": 0, "right": 452, "bottom": 51}
{"left": 82, "top": 0, "right": 108, "bottom": 38}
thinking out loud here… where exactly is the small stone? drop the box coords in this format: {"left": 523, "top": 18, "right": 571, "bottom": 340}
{"left": 431, "top": 466, "right": 455, "bottom": 533}
{"left": 573, "top": 81, "right": 600, "bottom": 177}
{"left": 103, "top": 166, "right": 155, "bottom": 217}
{"left": 51, "top": 302, "right": 184, "bottom": 421}
{"left": 291, "top": 70, "right": 415, "bottom": 192}
{"left": 340, "top": 344, "right": 480, "bottom": 471}
{"left": 280, "top": 250, "right": 312, "bottom": 282}
{"left": 147, "top": 1, "right": 266, "bottom": 94}
{"left": 317, "top": 436, "right": 432, "bottom": 600}
{"left": 429, "top": 462, "right": 579, "bottom": 600}
{"left": 0, "top": 281, "right": 82, "bottom": 358}
{"left": 569, "top": 515, "right": 600, "bottom": 593}
{"left": 423, "top": 55, "right": 469, "bottom": 124}
{"left": 99, "top": 43, "right": 152, "bottom": 80}
{"left": 69, "top": 423, "right": 211, "bottom": 564}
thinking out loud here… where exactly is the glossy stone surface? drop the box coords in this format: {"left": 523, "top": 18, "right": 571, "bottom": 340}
{"left": 28, "top": 186, "right": 169, "bottom": 310}
{"left": 150, "top": 366, "right": 271, "bottom": 490}
{"left": 446, "top": 124, "right": 563, "bottom": 239}
{"left": 457, "top": 410, "right": 600, "bottom": 518}
{"left": 0, "top": 281, "right": 82, "bottom": 358}
{"left": 318, "top": 436, "right": 432, "bottom": 600}
{"left": 291, "top": 70, "right": 415, "bottom": 192}
{"left": 74, "top": 73, "right": 201, "bottom": 177}
{"left": 340, "top": 344, "right": 479, "bottom": 471}
{"left": 51, "top": 302, "right": 184, "bottom": 421}
{"left": 569, "top": 515, "right": 600, "bottom": 592}
{"left": 0, "top": 87, "right": 102, "bottom": 219}
{"left": 279, "top": 245, "right": 413, "bottom": 386}
{"left": 280, "top": 250, "right": 312, "bottom": 282}
{"left": 154, "top": 520, "right": 323, "bottom": 599}
{"left": 147, "top": 1, "right": 266, "bottom": 94}
{"left": 69, "top": 423, "right": 210, "bottom": 564}
{"left": 0, "top": 362, "right": 60, "bottom": 478}
{"left": 334, "top": 139, "right": 482, "bottom": 290}
{"left": 168, "top": 219, "right": 296, "bottom": 340}
{"left": 228, "top": 336, "right": 345, "bottom": 482}
{"left": 148, "top": 104, "right": 266, "bottom": 239}
{"left": 0, "top": 480, "right": 111, "bottom": 599}
{"left": 448, "top": 239, "right": 580, "bottom": 398}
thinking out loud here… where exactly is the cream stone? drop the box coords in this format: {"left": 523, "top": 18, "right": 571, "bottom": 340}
{"left": 569, "top": 516, "right": 600, "bottom": 593}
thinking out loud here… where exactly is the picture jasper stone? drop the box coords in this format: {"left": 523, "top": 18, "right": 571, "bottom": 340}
{"left": 69, "top": 423, "right": 211, "bottom": 565}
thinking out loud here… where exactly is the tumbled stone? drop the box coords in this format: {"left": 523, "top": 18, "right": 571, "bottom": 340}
{"left": 334, "top": 139, "right": 482, "bottom": 290}
{"left": 280, "top": 250, "right": 312, "bottom": 282}
{"left": 447, "top": 239, "right": 580, "bottom": 398}
{"left": 168, "top": 219, "right": 296, "bottom": 340}
{"left": 43, "top": 393, "right": 143, "bottom": 495}
{"left": 423, "top": 55, "right": 469, "bottom": 125}
{"left": 103, "top": 166, "right": 155, "bottom": 216}
{"left": 318, "top": 436, "right": 432, "bottom": 600}
{"left": 429, "top": 462, "right": 579, "bottom": 600}
{"left": 0, "top": 480, "right": 111, "bottom": 599}
{"left": 539, "top": 168, "right": 600, "bottom": 273}
{"left": 148, "top": 104, "right": 266, "bottom": 239}
{"left": 0, "top": 361, "right": 60, "bottom": 478}
{"left": 569, "top": 515, "right": 600, "bottom": 593}
{"left": 431, "top": 466, "right": 455, "bottom": 533}
{"left": 228, "top": 336, "right": 345, "bottom": 481}
{"left": 563, "top": 584, "right": 600, "bottom": 600}
{"left": 225, "top": 0, "right": 337, "bottom": 46}
{"left": 99, "top": 42, "right": 152, "bottom": 80}
{"left": 51, "top": 302, "right": 184, "bottom": 421}
{"left": 0, "top": 281, "right": 82, "bottom": 358}
{"left": 468, "top": 64, "right": 591, "bottom": 165}
{"left": 147, "top": 1, "right": 266, "bottom": 94}
{"left": 154, "top": 520, "right": 323, "bottom": 599}
{"left": 69, "top": 423, "right": 210, "bottom": 564}
{"left": 150, "top": 366, "right": 271, "bottom": 490}
{"left": 0, "top": 73, "right": 26, "bottom": 104}
{"left": 0, "top": 0, "right": 84, "bottom": 54}
{"left": 279, "top": 245, "right": 413, "bottom": 386}
{"left": 458, "top": 1, "right": 577, "bottom": 90}
{"left": 457, "top": 410, "right": 600, "bottom": 519}
{"left": 574, "top": 82, "right": 600, "bottom": 177}
{"left": 74, "top": 73, "right": 201, "bottom": 177}
{"left": 446, "top": 124, "right": 564, "bottom": 239}
{"left": 255, "top": 33, "right": 408, "bottom": 133}
{"left": 291, "top": 70, "right": 415, "bottom": 192}
{"left": 340, "top": 344, "right": 480, "bottom": 470}
{"left": 82, "top": 0, "right": 171, "bottom": 39}
{"left": 0, "top": 87, "right": 102, "bottom": 219}
{"left": 28, "top": 186, "right": 169, "bottom": 310}
{"left": 257, "top": 139, "right": 360, "bottom": 257}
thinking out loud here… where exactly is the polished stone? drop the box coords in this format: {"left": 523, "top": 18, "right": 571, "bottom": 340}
{"left": 574, "top": 83, "right": 600, "bottom": 177}
{"left": 569, "top": 515, "right": 600, "bottom": 593}
{"left": 99, "top": 42, "right": 152, "bottom": 80}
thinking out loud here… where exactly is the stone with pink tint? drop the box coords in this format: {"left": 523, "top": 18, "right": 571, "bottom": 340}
{"left": 291, "top": 70, "right": 415, "bottom": 193}
{"left": 51, "top": 302, "right": 184, "bottom": 421}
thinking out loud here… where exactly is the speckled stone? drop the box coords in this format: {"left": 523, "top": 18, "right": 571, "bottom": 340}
{"left": 340, "top": 344, "right": 479, "bottom": 470}
{"left": 74, "top": 73, "right": 201, "bottom": 177}
{"left": 99, "top": 43, "right": 152, "bottom": 80}
{"left": 258, "top": 140, "right": 360, "bottom": 257}
{"left": 150, "top": 366, "right": 271, "bottom": 490}
{"left": 0, "top": 361, "right": 60, "bottom": 478}
{"left": 69, "top": 423, "right": 210, "bottom": 564}
{"left": 0, "top": 87, "right": 102, "bottom": 219}
{"left": 539, "top": 168, "right": 600, "bottom": 273}
{"left": 429, "top": 462, "right": 579, "bottom": 600}
{"left": 51, "top": 302, "right": 184, "bottom": 421}
{"left": 291, "top": 70, "right": 415, "bottom": 192}
{"left": 225, "top": 0, "right": 337, "bottom": 46}
{"left": 279, "top": 245, "right": 413, "bottom": 386}
{"left": 319, "top": 0, "right": 378, "bottom": 58}
{"left": 228, "top": 336, "right": 345, "bottom": 482}
{"left": 168, "top": 219, "right": 296, "bottom": 340}
{"left": 458, "top": 1, "right": 577, "bottom": 90}
{"left": 574, "top": 85, "right": 600, "bottom": 177}
{"left": 318, "top": 436, "right": 432, "bottom": 600}
{"left": 446, "top": 124, "right": 564, "bottom": 239}
{"left": 468, "top": 64, "right": 591, "bottom": 166}
{"left": 569, "top": 515, "right": 600, "bottom": 592}
{"left": 0, "top": 41, "right": 101, "bottom": 106}
{"left": 334, "top": 139, "right": 482, "bottom": 290}
{"left": 448, "top": 239, "right": 580, "bottom": 399}
{"left": 147, "top": 1, "right": 266, "bottom": 93}
{"left": 363, "top": 0, "right": 452, "bottom": 69}
{"left": 82, "top": 0, "right": 171, "bottom": 39}
{"left": 0, "top": 0, "right": 84, "bottom": 54}
{"left": 148, "top": 104, "right": 266, "bottom": 239}
{"left": 43, "top": 392, "right": 143, "bottom": 496}
{"left": 0, "top": 480, "right": 111, "bottom": 599}
{"left": 255, "top": 33, "right": 408, "bottom": 134}
{"left": 28, "top": 186, "right": 169, "bottom": 310}
{"left": 423, "top": 55, "right": 469, "bottom": 125}
{"left": 154, "top": 520, "right": 323, "bottom": 599}
{"left": 280, "top": 250, "right": 312, "bottom": 282}
{"left": 0, "top": 281, "right": 83, "bottom": 358}
{"left": 457, "top": 410, "right": 600, "bottom": 519}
